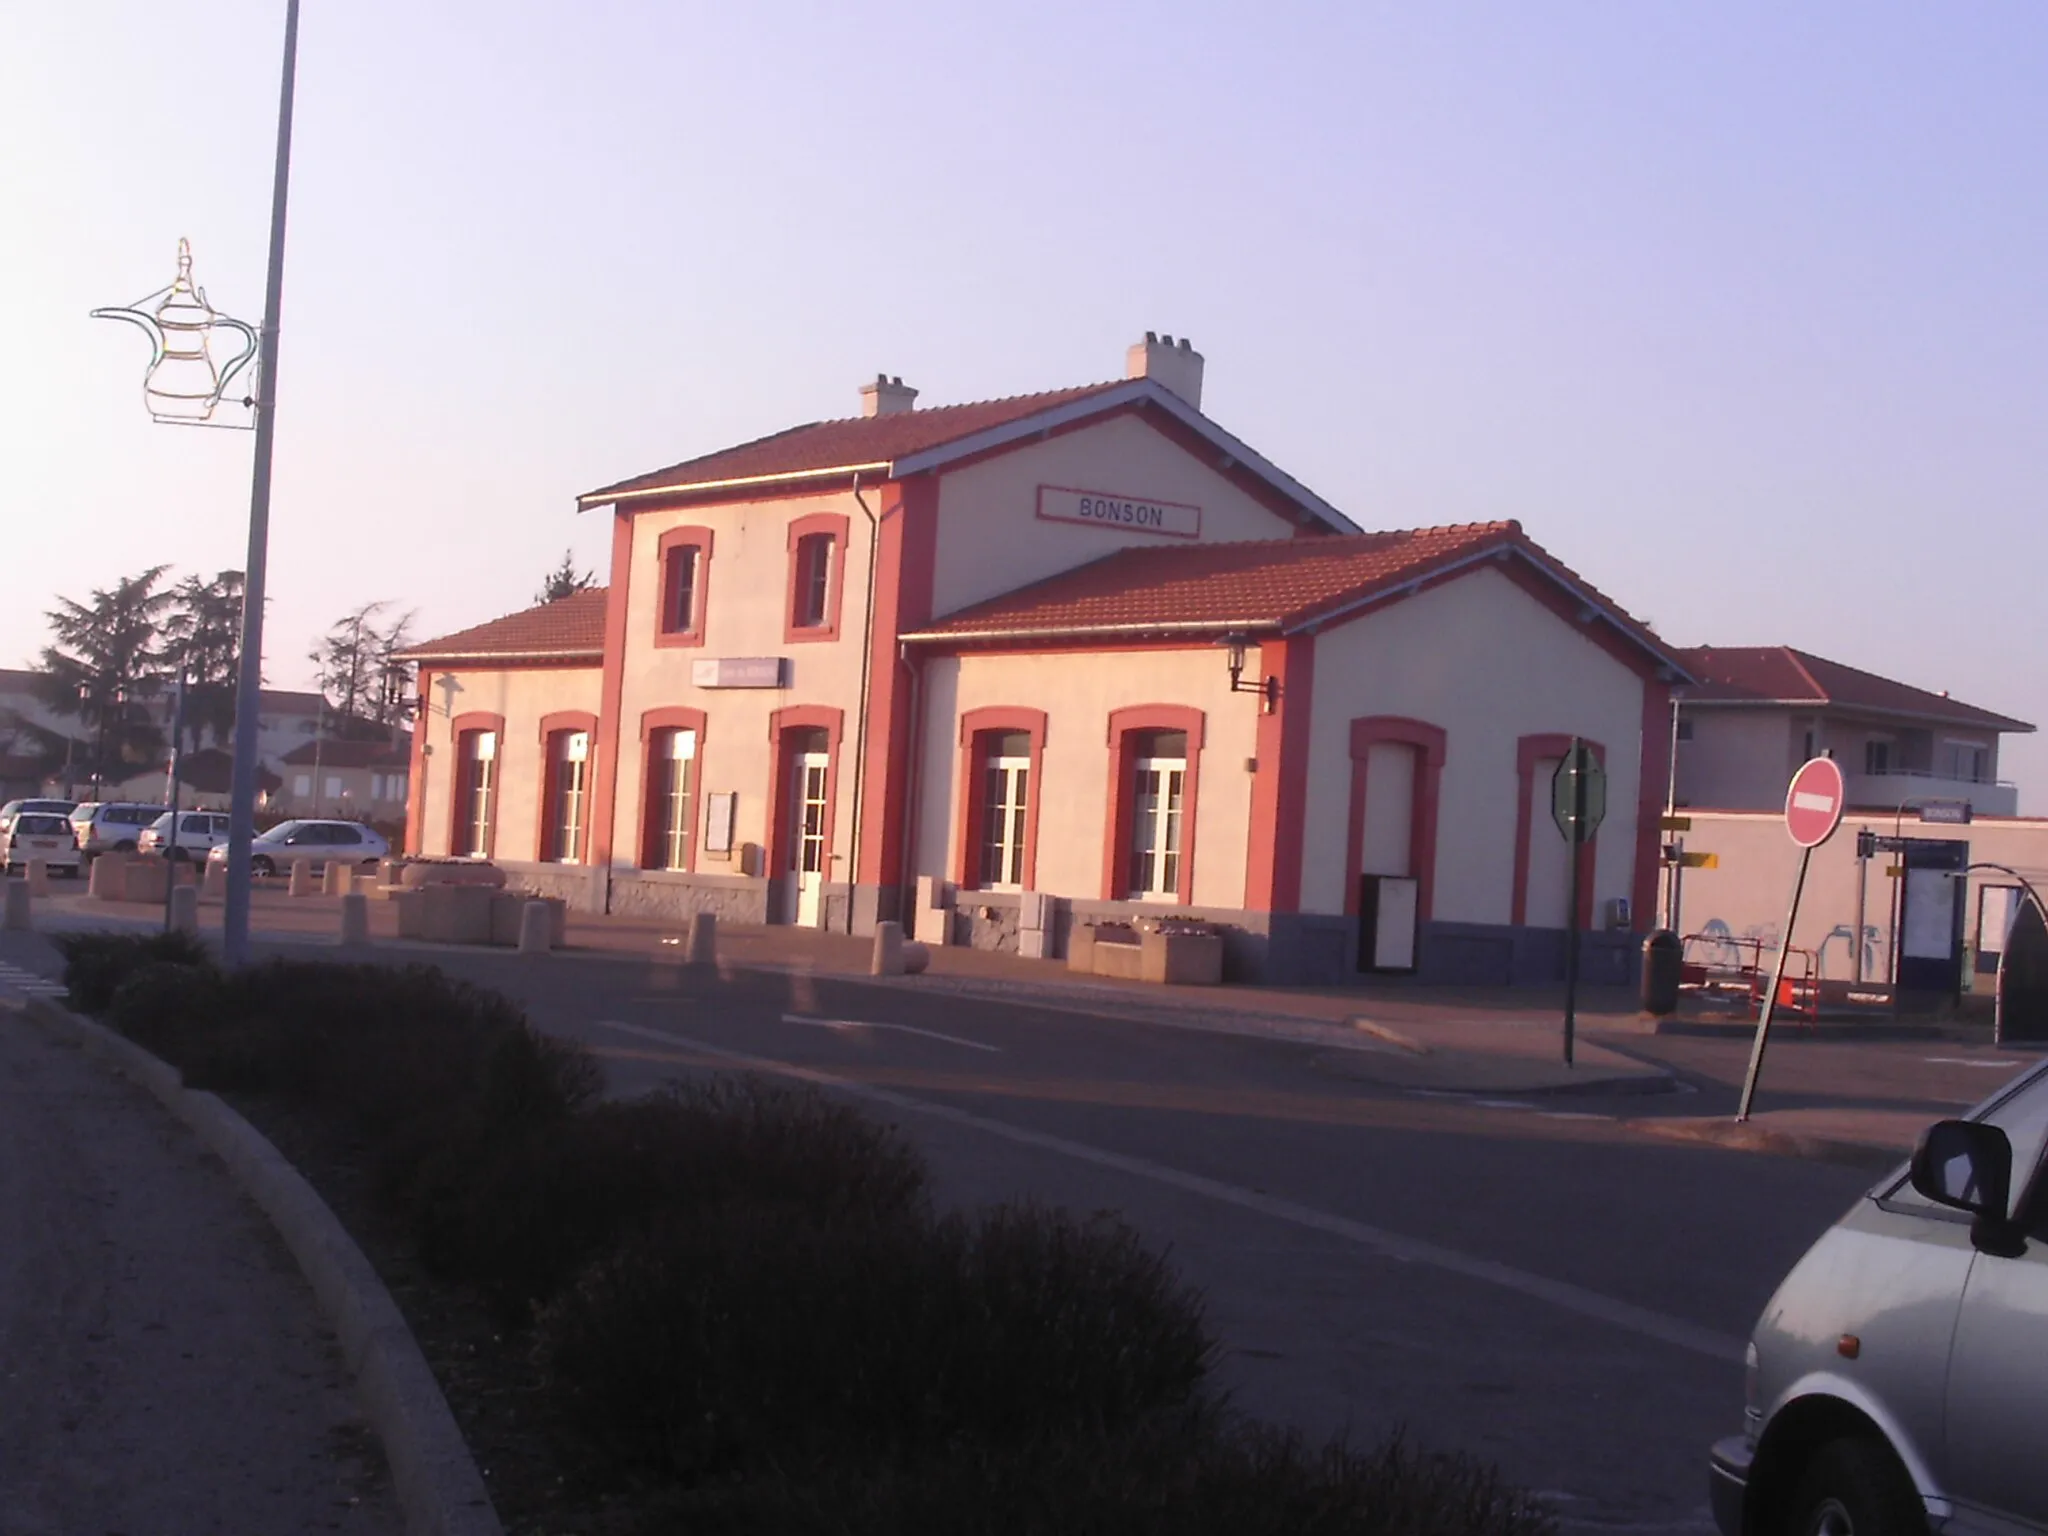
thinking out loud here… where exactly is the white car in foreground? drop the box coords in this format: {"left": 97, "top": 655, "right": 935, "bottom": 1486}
{"left": 205, "top": 819, "right": 391, "bottom": 878}
{"left": 0, "top": 811, "right": 83, "bottom": 875}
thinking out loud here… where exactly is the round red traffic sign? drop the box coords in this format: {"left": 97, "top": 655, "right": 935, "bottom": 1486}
{"left": 1784, "top": 757, "right": 1847, "bottom": 848}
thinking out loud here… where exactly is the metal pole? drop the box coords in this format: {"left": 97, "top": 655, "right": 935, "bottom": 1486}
{"left": 163, "top": 671, "right": 185, "bottom": 932}
{"left": 1737, "top": 844, "right": 1813, "bottom": 1122}
{"left": 1854, "top": 831, "right": 1869, "bottom": 984}
{"left": 1563, "top": 737, "right": 1583, "bottom": 1067}
{"left": 222, "top": 0, "right": 301, "bottom": 969}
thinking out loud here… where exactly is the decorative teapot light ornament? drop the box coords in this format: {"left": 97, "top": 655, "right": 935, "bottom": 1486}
{"left": 91, "top": 238, "right": 259, "bottom": 425}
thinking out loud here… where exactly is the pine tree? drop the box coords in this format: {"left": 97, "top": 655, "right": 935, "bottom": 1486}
{"left": 536, "top": 549, "right": 593, "bottom": 604}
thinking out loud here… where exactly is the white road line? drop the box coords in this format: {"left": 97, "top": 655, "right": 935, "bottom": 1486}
{"left": 779, "top": 1013, "right": 1002, "bottom": 1054}
{"left": 592, "top": 1017, "right": 1744, "bottom": 1365}
{"left": 0, "top": 963, "right": 64, "bottom": 996}
{"left": 1924, "top": 1057, "right": 2023, "bottom": 1070}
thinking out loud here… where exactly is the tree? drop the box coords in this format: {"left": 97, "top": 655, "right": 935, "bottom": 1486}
{"left": 159, "top": 569, "right": 245, "bottom": 752}
{"left": 536, "top": 549, "right": 594, "bottom": 604}
{"left": 311, "top": 601, "right": 417, "bottom": 739}
{"left": 33, "top": 566, "right": 173, "bottom": 787}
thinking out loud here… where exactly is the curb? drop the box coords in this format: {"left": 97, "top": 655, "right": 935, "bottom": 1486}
{"left": 21, "top": 995, "right": 501, "bottom": 1536}
{"left": 1343, "top": 1016, "right": 1431, "bottom": 1055}
{"left": 1624, "top": 1114, "right": 1906, "bottom": 1172}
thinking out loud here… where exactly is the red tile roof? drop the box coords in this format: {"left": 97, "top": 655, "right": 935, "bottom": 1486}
{"left": 399, "top": 587, "right": 608, "bottom": 665}
{"left": 1679, "top": 647, "right": 2032, "bottom": 732}
{"left": 905, "top": 521, "right": 1675, "bottom": 667}
{"left": 580, "top": 386, "right": 1123, "bottom": 503}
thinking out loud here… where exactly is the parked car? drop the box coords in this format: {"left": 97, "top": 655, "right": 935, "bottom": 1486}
{"left": 1710, "top": 1058, "right": 2048, "bottom": 1536}
{"left": 0, "top": 811, "right": 83, "bottom": 875}
{"left": 136, "top": 810, "right": 234, "bottom": 861}
{"left": 68, "top": 801, "right": 173, "bottom": 858}
{"left": 0, "top": 798, "right": 77, "bottom": 836}
{"left": 205, "top": 818, "right": 390, "bottom": 878}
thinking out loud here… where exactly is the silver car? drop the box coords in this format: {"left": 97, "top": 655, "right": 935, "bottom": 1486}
{"left": 204, "top": 818, "right": 390, "bottom": 878}
{"left": 1711, "top": 1058, "right": 2048, "bottom": 1536}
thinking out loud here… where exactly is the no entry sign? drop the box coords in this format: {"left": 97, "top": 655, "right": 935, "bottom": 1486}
{"left": 1784, "top": 757, "right": 1847, "bottom": 848}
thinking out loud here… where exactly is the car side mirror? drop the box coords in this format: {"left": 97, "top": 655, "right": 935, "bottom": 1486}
{"left": 1912, "top": 1119, "right": 2026, "bottom": 1257}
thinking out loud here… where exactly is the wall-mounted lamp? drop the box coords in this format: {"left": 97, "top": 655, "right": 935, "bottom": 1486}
{"left": 1220, "top": 633, "right": 1279, "bottom": 713}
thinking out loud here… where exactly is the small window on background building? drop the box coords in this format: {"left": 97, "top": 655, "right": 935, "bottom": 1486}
{"left": 325, "top": 776, "right": 343, "bottom": 801}
{"left": 1802, "top": 730, "right": 1814, "bottom": 760}
{"left": 1864, "top": 740, "right": 1891, "bottom": 776}
{"left": 978, "top": 731, "right": 1031, "bottom": 890}
{"left": 662, "top": 545, "right": 700, "bottom": 635}
{"left": 293, "top": 774, "right": 311, "bottom": 797}
{"left": 793, "top": 533, "right": 833, "bottom": 629}
{"left": 1675, "top": 717, "right": 1694, "bottom": 742}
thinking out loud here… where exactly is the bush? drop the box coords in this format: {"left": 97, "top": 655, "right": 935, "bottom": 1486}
{"left": 412, "top": 1077, "right": 929, "bottom": 1325}
{"left": 534, "top": 1198, "right": 1212, "bottom": 1483}
{"left": 630, "top": 1425, "right": 1558, "bottom": 1536}
{"left": 55, "top": 929, "right": 214, "bottom": 1014}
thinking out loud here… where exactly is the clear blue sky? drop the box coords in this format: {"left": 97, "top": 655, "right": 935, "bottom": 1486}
{"left": 5, "top": 3, "right": 2044, "bottom": 803}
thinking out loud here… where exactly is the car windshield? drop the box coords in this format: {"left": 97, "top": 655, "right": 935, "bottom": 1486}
{"left": 254, "top": 824, "right": 295, "bottom": 844}
{"left": 69, "top": 806, "right": 96, "bottom": 824}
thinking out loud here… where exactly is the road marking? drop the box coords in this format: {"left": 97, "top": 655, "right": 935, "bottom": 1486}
{"left": 780, "top": 1013, "right": 1002, "bottom": 1054}
{"left": 1924, "top": 1057, "right": 2024, "bottom": 1070}
{"left": 0, "top": 962, "right": 65, "bottom": 998}
{"left": 592, "top": 1017, "right": 1744, "bottom": 1365}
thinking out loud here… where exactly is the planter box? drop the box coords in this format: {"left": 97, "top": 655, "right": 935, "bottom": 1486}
{"left": 421, "top": 882, "right": 495, "bottom": 944}
{"left": 397, "top": 859, "right": 508, "bottom": 891}
{"left": 392, "top": 888, "right": 428, "bottom": 939}
{"left": 1067, "top": 923, "right": 1222, "bottom": 985}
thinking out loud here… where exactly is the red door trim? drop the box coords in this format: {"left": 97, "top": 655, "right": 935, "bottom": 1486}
{"left": 953, "top": 706, "right": 1048, "bottom": 891}
{"left": 1342, "top": 716, "right": 1448, "bottom": 922}
{"left": 1103, "top": 704, "right": 1205, "bottom": 904}
{"left": 1512, "top": 733, "right": 1605, "bottom": 928}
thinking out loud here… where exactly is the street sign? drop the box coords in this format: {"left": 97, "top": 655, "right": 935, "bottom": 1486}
{"left": 1919, "top": 801, "right": 1973, "bottom": 826}
{"left": 1679, "top": 851, "right": 1719, "bottom": 869}
{"left": 1660, "top": 814, "right": 1693, "bottom": 832}
{"left": 1783, "top": 757, "right": 1847, "bottom": 849}
{"left": 1552, "top": 746, "right": 1606, "bottom": 845}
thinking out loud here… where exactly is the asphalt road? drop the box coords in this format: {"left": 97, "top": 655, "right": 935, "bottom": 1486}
{"left": 2, "top": 927, "right": 1995, "bottom": 1532}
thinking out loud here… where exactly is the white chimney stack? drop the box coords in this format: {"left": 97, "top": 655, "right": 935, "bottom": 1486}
{"left": 1125, "top": 332, "right": 1204, "bottom": 409}
{"left": 859, "top": 373, "right": 918, "bottom": 417}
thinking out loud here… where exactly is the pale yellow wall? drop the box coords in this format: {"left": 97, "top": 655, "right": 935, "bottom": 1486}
{"left": 1676, "top": 710, "right": 1798, "bottom": 810}
{"left": 417, "top": 666, "right": 602, "bottom": 859}
{"left": 608, "top": 489, "right": 877, "bottom": 875}
{"left": 931, "top": 413, "right": 1301, "bottom": 617}
{"left": 1299, "top": 565, "right": 1648, "bottom": 925}
{"left": 914, "top": 648, "right": 1260, "bottom": 909}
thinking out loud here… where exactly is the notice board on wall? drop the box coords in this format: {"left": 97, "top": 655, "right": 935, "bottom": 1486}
{"left": 703, "top": 792, "right": 736, "bottom": 856}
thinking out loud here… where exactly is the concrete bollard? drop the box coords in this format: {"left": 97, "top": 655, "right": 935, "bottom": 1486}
{"left": 517, "top": 898, "right": 553, "bottom": 955}
{"left": 202, "top": 860, "right": 226, "bottom": 897}
{"left": 168, "top": 883, "right": 198, "bottom": 936}
{"left": 322, "top": 862, "right": 349, "bottom": 897}
{"left": 870, "top": 920, "right": 904, "bottom": 977}
{"left": 901, "top": 940, "right": 931, "bottom": 976}
{"left": 87, "top": 851, "right": 129, "bottom": 901}
{"left": 338, "top": 892, "right": 369, "bottom": 947}
{"left": 25, "top": 860, "right": 49, "bottom": 897}
{"left": 684, "top": 910, "right": 717, "bottom": 966}
{"left": 2, "top": 879, "right": 30, "bottom": 932}
{"left": 287, "top": 860, "right": 312, "bottom": 898}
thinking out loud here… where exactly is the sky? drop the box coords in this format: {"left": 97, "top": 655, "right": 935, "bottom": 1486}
{"left": 4, "top": 3, "right": 2044, "bottom": 804}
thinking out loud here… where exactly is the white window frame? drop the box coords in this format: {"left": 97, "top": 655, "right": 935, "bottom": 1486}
{"left": 652, "top": 728, "right": 696, "bottom": 871}
{"left": 552, "top": 730, "right": 590, "bottom": 863}
{"left": 1128, "top": 754, "right": 1187, "bottom": 901}
{"left": 979, "top": 751, "right": 1030, "bottom": 891}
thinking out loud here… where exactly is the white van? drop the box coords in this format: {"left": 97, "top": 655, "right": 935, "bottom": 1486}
{"left": 1711, "top": 1058, "right": 2048, "bottom": 1536}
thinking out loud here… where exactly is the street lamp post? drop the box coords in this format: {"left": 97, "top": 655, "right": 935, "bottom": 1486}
{"left": 220, "top": 0, "right": 303, "bottom": 966}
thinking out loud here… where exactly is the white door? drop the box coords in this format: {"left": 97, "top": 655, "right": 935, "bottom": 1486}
{"left": 786, "top": 753, "right": 830, "bottom": 927}
{"left": 1524, "top": 757, "right": 1571, "bottom": 928}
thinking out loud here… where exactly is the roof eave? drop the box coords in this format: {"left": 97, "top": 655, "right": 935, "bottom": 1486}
{"left": 397, "top": 649, "right": 604, "bottom": 667}
{"left": 1679, "top": 696, "right": 2034, "bottom": 733}
{"left": 901, "top": 618, "right": 1280, "bottom": 646}
{"left": 577, "top": 461, "right": 893, "bottom": 510}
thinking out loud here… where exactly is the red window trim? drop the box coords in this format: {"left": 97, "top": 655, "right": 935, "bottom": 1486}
{"left": 536, "top": 713, "right": 600, "bottom": 864}
{"left": 1102, "top": 704, "right": 1205, "bottom": 904}
{"left": 764, "top": 704, "right": 845, "bottom": 881}
{"left": 1511, "top": 733, "right": 1605, "bottom": 929}
{"left": 1342, "top": 716, "right": 1447, "bottom": 925}
{"left": 784, "top": 512, "right": 850, "bottom": 643}
{"left": 653, "top": 526, "right": 714, "bottom": 648}
{"left": 637, "top": 706, "right": 708, "bottom": 873}
{"left": 953, "top": 707, "right": 1048, "bottom": 892}
{"left": 448, "top": 711, "right": 506, "bottom": 860}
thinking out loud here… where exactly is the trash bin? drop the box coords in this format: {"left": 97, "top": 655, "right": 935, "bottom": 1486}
{"left": 1641, "top": 929, "right": 1682, "bottom": 1016}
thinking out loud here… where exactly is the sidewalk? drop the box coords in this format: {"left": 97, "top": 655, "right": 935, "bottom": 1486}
{"left": 0, "top": 984, "right": 398, "bottom": 1532}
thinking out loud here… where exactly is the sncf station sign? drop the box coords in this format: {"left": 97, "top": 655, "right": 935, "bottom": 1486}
{"left": 1036, "top": 484, "right": 1202, "bottom": 539}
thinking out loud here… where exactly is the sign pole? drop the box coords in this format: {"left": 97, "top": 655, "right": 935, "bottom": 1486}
{"left": 1737, "top": 845, "right": 1812, "bottom": 1122}
{"left": 1563, "top": 736, "right": 1584, "bottom": 1066}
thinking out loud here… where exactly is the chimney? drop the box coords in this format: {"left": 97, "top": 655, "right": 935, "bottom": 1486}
{"left": 1125, "top": 331, "right": 1204, "bottom": 409}
{"left": 859, "top": 373, "right": 918, "bottom": 417}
